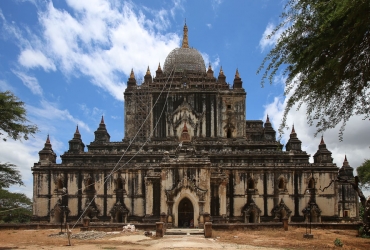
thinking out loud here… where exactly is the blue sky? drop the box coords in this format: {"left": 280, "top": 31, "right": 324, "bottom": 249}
{"left": 0, "top": 0, "right": 369, "bottom": 198}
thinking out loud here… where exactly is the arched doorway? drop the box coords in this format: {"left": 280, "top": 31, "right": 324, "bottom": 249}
{"left": 178, "top": 198, "right": 194, "bottom": 228}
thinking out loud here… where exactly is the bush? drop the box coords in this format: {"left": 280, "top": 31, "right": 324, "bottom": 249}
{"left": 334, "top": 238, "right": 343, "bottom": 247}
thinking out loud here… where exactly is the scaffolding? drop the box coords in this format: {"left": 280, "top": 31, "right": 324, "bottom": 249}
{"left": 163, "top": 48, "right": 206, "bottom": 74}
{"left": 131, "top": 84, "right": 152, "bottom": 142}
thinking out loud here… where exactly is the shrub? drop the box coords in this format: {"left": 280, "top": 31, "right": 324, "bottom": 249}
{"left": 334, "top": 238, "right": 343, "bottom": 247}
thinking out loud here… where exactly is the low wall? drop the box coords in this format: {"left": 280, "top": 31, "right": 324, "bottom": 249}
{"left": 0, "top": 222, "right": 361, "bottom": 231}
{"left": 0, "top": 223, "right": 82, "bottom": 231}
{"left": 213, "top": 222, "right": 362, "bottom": 231}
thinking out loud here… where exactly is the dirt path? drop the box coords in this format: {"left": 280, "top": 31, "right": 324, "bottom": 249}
{"left": 0, "top": 227, "right": 369, "bottom": 249}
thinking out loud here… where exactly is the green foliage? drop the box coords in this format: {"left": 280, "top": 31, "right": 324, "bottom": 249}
{"left": 0, "top": 189, "right": 32, "bottom": 223}
{"left": 357, "top": 159, "right": 370, "bottom": 190}
{"left": 334, "top": 238, "right": 343, "bottom": 247}
{"left": 0, "top": 91, "right": 38, "bottom": 141}
{"left": 258, "top": 0, "right": 370, "bottom": 140}
{"left": 360, "top": 203, "right": 365, "bottom": 221}
{"left": 0, "top": 162, "right": 24, "bottom": 189}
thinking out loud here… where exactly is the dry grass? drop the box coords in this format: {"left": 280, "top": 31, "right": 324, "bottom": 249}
{"left": 0, "top": 227, "right": 369, "bottom": 249}
{"left": 213, "top": 227, "right": 370, "bottom": 249}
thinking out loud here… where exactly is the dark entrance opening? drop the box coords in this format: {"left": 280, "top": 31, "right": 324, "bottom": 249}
{"left": 178, "top": 198, "right": 194, "bottom": 228}
{"left": 115, "top": 211, "right": 123, "bottom": 223}
{"left": 249, "top": 211, "right": 256, "bottom": 223}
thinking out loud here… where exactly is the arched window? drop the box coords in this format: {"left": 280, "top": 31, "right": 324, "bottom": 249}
{"left": 308, "top": 178, "right": 315, "bottom": 189}
{"left": 278, "top": 178, "right": 285, "bottom": 190}
{"left": 116, "top": 178, "right": 123, "bottom": 190}
{"left": 248, "top": 179, "right": 255, "bottom": 189}
{"left": 227, "top": 128, "right": 232, "bottom": 138}
{"left": 86, "top": 178, "right": 95, "bottom": 191}
{"left": 57, "top": 179, "right": 63, "bottom": 189}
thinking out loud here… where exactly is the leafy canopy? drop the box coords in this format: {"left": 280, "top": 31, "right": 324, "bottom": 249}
{"left": 0, "top": 189, "right": 32, "bottom": 223}
{"left": 0, "top": 91, "right": 38, "bottom": 141}
{"left": 357, "top": 159, "right": 370, "bottom": 190}
{"left": 258, "top": 0, "right": 370, "bottom": 139}
{"left": 0, "top": 162, "right": 24, "bottom": 189}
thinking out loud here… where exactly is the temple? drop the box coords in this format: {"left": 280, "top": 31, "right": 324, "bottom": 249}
{"left": 32, "top": 24, "right": 358, "bottom": 227}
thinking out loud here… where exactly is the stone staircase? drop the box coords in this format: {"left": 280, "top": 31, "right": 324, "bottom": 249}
{"left": 165, "top": 228, "right": 204, "bottom": 235}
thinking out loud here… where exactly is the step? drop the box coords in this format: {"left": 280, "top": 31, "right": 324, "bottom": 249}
{"left": 165, "top": 228, "right": 204, "bottom": 235}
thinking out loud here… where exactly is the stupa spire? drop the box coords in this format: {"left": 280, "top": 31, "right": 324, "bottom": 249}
{"left": 182, "top": 21, "right": 189, "bottom": 48}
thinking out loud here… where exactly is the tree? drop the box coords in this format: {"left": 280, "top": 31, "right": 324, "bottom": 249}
{"left": 0, "top": 91, "right": 38, "bottom": 141}
{"left": 0, "top": 163, "right": 24, "bottom": 189}
{"left": 258, "top": 0, "right": 370, "bottom": 140}
{"left": 0, "top": 189, "right": 32, "bottom": 223}
{"left": 357, "top": 159, "right": 370, "bottom": 190}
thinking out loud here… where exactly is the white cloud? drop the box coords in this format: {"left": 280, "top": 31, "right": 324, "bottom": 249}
{"left": 201, "top": 52, "right": 220, "bottom": 72}
{"left": 0, "top": 80, "right": 14, "bottom": 92}
{"left": 79, "top": 103, "right": 105, "bottom": 118}
{"left": 12, "top": 70, "right": 43, "bottom": 95}
{"left": 170, "top": 0, "right": 185, "bottom": 18}
{"left": 212, "top": 0, "right": 223, "bottom": 10}
{"left": 31, "top": 0, "right": 180, "bottom": 101}
{"left": 259, "top": 22, "right": 285, "bottom": 52}
{"left": 263, "top": 83, "right": 370, "bottom": 177}
{"left": 27, "top": 100, "right": 90, "bottom": 133}
{"left": 0, "top": 138, "right": 40, "bottom": 198}
{"left": 206, "top": 23, "right": 212, "bottom": 29}
{"left": 18, "top": 49, "right": 56, "bottom": 71}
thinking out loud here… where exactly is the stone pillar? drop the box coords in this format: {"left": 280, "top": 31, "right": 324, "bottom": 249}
{"left": 82, "top": 216, "right": 90, "bottom": 228}
{"left": 198, "top": 201, "right": 205, "bottom": 228}
{"left": 145, "top": 178, "right": 153, "bottom": 216}
{"left": 204, "top": 222, "right": 212, "bottom": 238}
{"left": 203, "top": 212, "right": 211, "bottom": 223}
{"left": 167, "top": 201, "right": 174, "bottom": 229}
{"left": 282, "top": 217, "right": 288, "bottom": 231}
{"left": 219, "top": 183, "right": 227, "bottom": 216}
{"left": 160, "top": 212, "right": 167, "bottom": 232}
{"left": 156, "top": 222, "right": 164, "bottom": 237}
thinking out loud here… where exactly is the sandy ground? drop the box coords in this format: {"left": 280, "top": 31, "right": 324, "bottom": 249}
{"left": 0, "top": 227, "right": 369, "bottom": 250}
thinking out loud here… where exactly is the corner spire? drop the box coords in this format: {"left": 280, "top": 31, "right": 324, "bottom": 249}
{"left": 291, "top": 124, "right": 295, "bottom": 134}
{"left": 219, "top": 66, "right": 224, "bottom": 75}
{"left": 182, "top": 21, "right": 189, "bottom": 48}
{"left": 39, "top": 134, "right": 56, "bottom": 164}
{"left": 146, "top": 66, "right": 151, "bottom": 75}
{"left": 266, "top": 114, "right": 270, "bottom": 123}
{"left": 100, "top": 116, "right": 105, "bottom": 124}
{"left": 320, "top": 135, "right": 325, "bottom": 145}
{"left": 343, "top": 155, "right": 349, "bottom": 166}
{"left": 73, "top": 125, "right": 81, "bottom": 139}
{"left": 235, "top": 68, "right": 240, "bottom": 78}
{"left": 130, "top": 68, "right": 135, "bottom": 79}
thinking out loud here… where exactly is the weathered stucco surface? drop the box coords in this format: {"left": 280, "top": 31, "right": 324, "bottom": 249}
{"left": 32, "top": 25, "right": 358, "bottom": 226}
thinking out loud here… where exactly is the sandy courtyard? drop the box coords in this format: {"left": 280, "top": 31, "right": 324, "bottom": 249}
{"left": 0, "top": 227, "right": 369, "bottom": 249}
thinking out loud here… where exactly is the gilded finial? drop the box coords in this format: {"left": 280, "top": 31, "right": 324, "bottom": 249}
{"left": 130, "top": 68, "right": 135, "bottom": 78}
{"left": 235, "top": 68, "right": 240, "bottom": 78}
{"left": 182, "top": 21, "right": 189, "bottom": 48}
{"left": 219, "top": 66, "right": 224, "bottom": 75}
{"left": 146, "top": 66, "right": 151, "bottom": 75}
